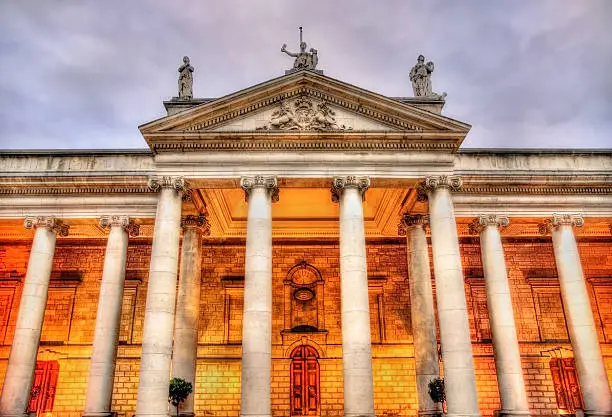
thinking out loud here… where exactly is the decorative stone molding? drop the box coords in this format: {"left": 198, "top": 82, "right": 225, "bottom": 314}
{"left": 240, "top": 176, "right": 280, "bottom": 203}
{"left": 24, "top": 216, "right": 69, "bottom": 236}
{"left": 331, "top": 176, "right": 370, "bottom": 203}
{"left": 99, "top": 215, "right": 140, "bottom": 237}
{"left": 468, "top": 214, "right": 509, "bottom": 235}
{"left": 397, "top": 213, "right": 429, "bottom": 236}
{"left": 416, "top": 175, "right": 462, "bottom": 201}
{"left": 147, "top": 136, "right": 458, "bottom": 153}
{"left": 181, "top": 214, "right": 211, "bottom": 236}
{"left": 147, "top": 176, "right": 188, "bottom": 194}
{"left": 256, "top": 96, "right": 352, "bottom": 131}
{"left": 538, "top": 213, "right": 584, "bottom": 235}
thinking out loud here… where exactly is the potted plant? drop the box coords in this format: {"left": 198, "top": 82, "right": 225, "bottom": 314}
{"left": 168, "top": 377, "right": 193, "bottom": 417}
{"left": 428, "top": 377, "right": 446, "bottom": 414}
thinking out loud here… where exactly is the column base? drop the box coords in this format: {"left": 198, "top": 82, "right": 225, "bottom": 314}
{"left": 418, "top": 410, "right": 443, "bottom": 417}
{"left": 83, "top": 413, "right": 117, "bottom": 417}
{"left": 170, "top": 413, "right": 195, "bottom": 417}
{"left": 344, "top": 414, "right": 376, "bottom": 417}
{"left": 494, "top": 411, "right": 531, "bottom": 417}
{"left": 444, "top": 414, "right": 481, "bottom": 417}
{"left": 583, "top": 411, "right": 612, "bottom": 417}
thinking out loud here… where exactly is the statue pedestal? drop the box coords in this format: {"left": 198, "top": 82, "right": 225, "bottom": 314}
{"left": 163, "top": 98, "right": 214, "bottom": 116}
{"left": 285, "top": 68, "right": 324, "bottom": 75}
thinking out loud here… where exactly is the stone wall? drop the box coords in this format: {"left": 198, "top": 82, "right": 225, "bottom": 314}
{"left": 0, "top": 238, "right": 610, "bottom": 417}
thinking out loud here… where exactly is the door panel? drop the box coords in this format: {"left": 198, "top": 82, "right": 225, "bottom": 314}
{"left": 28, "top": 360, "right": 59, "bottom": 414}
{"left": 290, "top": 346, "right": 320, "bottom": 416}
{"left": 550, "top": 358, "right": 584, "bottom": 414}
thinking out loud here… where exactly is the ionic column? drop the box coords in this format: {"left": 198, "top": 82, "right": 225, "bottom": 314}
{"left": 332, "top": 176, "right": 375, "bottom": 417}
{"left": 470, "top": 216, "right": 530, "bottom": 417}
{"left": 239, "top": 176, "right": 278, "bottom": 417}
{"left": 171, "top": 215, "right": 210, "bottom": 417}
{"left": 399, "top": 214, "right": 441, "bottom": 417}
{"left": 0, "top": 217, "right": 69, "bottom": 417}
{"left": 545, "top": 214, "right": 612, "bottom": 416}
{"left": 417, "top": 176, "right": 481, "bottom": 417}
{"left": 135, "top": 176, "right": 187, "bottom": 417}
{"left": 84, "top": 216, "right": 139, "bottom": 417}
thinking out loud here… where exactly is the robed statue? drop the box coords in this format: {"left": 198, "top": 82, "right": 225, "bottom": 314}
{"left": 281, "top": 27, "right": 319, "bottom": 72}
{"left": 409, "top": 54, "right": 446, "bottom": 99}
{"left": 178, "top": 56, "right": 194, "bottom": 100}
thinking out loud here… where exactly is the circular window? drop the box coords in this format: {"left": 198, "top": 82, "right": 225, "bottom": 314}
{"left": 294, "top": 287, "right": 315, "bottom": 301}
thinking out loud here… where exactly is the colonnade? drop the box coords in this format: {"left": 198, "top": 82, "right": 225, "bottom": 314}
{"left": 0, "top": 175, "right": 610, "bottom": 417}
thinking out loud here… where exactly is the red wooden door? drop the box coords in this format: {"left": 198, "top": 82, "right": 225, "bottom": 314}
{"left": 550, "top": 358, "right": 584, "bottom": 413}
{"left": 290, "top": 346, "right": 320, "bottom": 416}
{"left": 28, "top": 360, "right": 59, "bottom": 414}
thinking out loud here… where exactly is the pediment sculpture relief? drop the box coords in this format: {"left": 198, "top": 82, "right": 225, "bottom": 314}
{"left": 256, "top": 96, "right": 352, "bottom": 131}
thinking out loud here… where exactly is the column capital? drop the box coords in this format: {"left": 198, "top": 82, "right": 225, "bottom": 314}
{"left": 331, "top": 176, "right": 370, "bottom": 203}
{"left": 181, "top": 214, "right": 211, "bottom": 236}
{"left": 240, "top": 176, "right": 279, "bottom": 203}
{"left": 24, "top": 216, "right": 69, "bottom": 236}
{"left": 468, "top": 214, "right": 509, "bottom": 235}
{"left": 539, "top": 213, "right": 584, "bottom": 235}
{"left": 416, "top": 175, "right": 462, "bottom": 201}
{"left": 99, "top": 215, "right": 140, "bottom": 237}
{"left": 398, "top": 214, "right": 429, "bottom": 236}
{"left": 147, "top": 176, "right": 189, "bottom": 194}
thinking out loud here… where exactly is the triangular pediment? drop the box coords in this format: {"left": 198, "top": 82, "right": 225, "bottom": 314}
{"left": 140, "top": 70, "right": 470, "bottom": 151}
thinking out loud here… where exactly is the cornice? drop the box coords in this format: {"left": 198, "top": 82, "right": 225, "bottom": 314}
{"left": 144, "top": 132, "right": 461, "bottom": 153}
{"left": 0, "top": 177, "right": 152, "bottom": 196}
{"left": 457, "top": 176, "right": 612, "bottom": 196}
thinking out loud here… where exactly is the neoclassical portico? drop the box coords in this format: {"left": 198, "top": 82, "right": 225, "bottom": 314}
{"left": 0, "top": 68, "right": 611, "bottom": 417}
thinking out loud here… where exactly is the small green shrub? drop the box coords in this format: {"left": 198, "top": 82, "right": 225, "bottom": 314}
{"left": 169, "top": 377, "right": 193, "bottom": 416}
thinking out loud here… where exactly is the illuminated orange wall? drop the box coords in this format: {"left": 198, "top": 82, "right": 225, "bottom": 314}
{"left": 0, "top": 238, "right": 610, "bottom": 417}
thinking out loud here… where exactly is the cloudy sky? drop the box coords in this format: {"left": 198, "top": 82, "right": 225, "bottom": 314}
{"left": 0, "top": 1, "right": 611, "bottom": 150}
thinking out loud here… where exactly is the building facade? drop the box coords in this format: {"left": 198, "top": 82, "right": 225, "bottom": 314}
{"left": 0, "top": 70, "right": 610, "bottom": 417}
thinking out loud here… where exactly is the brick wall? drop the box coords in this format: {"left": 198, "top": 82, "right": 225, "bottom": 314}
{"left": 0, "top": 238, "right": 610, "bottom": 417}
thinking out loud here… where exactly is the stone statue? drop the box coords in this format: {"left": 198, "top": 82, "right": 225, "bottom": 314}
{"left": 281, "top": 27, "right": 319, "bottom": 71}
{"left": 409, "top": 54, "right": 446, "bottom": 99}
{"left": 178, "top": 56, "right": 194, "bottom": 100}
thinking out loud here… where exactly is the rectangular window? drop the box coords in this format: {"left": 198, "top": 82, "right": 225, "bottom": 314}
{"left": 224, "top": 286, "right": 244, "bottom": 344}
{"left": 0, "top": 288, "right": 15, "bottom": 344}
{"left": 41, "top": 287, "right": 76, "bottom": 343}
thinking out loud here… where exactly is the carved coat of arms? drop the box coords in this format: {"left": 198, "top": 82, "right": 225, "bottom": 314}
{"left": 257, "top": 96, "right": 352, "bottom": 131}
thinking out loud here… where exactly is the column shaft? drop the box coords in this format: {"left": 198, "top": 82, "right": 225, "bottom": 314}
{"left": 172, "top": 216, "right": 206, "bottom": 417}
{"left": 551, "top": 215, "right": 612, "bottom": 416}
{"left": 424, "top": 177, "right": 480, "bottom": 417}
{"left": 477, "top": 217, "right": 530, "bottom": 417}
{"left": 240, "top": 176, "right": 276, "bottom": 417}
{"left": 334, "top": 176, "right": 375, "bottom": 417}
{"left": 403, "top": 216, "right": 441, "bottom": 416}
{"left": 84, "top": 217, "right": 135, "bottom": 417}
{"left": 136, "top": 180, "right": 184, "bottom": 417}
{"left": 0, "top": 217, "right": 67, "bottom": 417}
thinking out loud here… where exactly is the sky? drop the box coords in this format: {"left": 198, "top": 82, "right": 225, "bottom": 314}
{"left": 0, "top": 1, "right": 611, "bottom": 150}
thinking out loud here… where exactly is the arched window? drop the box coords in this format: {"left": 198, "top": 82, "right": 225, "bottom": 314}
{"left": 283, "top": 262, "right": 325, "bottom": 332}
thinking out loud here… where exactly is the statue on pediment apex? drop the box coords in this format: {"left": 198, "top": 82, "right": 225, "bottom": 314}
{"left": 178, "top": 56, "right": 194, "bottom": 100}
{"left": 409, "top": 54, "right": 446, "bottom": 100}
{"left": 281, "top": 27, "right": 319, "bottom": 72}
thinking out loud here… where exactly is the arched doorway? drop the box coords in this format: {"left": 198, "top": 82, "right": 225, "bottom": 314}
{"left": 290, "top": 345, "right": 320, "bottom": 416}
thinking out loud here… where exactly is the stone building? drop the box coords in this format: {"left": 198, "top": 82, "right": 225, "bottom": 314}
{"left": 0, "top": 68, "right": 610, "bottom": 417}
